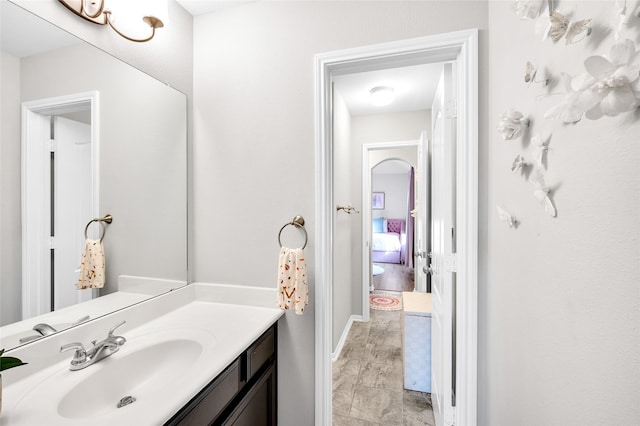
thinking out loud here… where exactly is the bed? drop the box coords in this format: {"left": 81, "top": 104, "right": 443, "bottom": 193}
{"left": 372, "top": 218, "right": 406, "bottom": 264}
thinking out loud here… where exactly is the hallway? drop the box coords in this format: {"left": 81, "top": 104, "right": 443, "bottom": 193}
{"left": 332, "top": 295, "right": 434, "bottom": 425}
{"left": 333, "top": 258, "right": 435, "bottom": 426}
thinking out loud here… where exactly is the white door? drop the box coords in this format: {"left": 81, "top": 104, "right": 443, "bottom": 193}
{"left": 414, "top": 130, "right": 429, "bottom": 292}
{"left": 53, "top": 116, "right": 94, "bottom": 310}
{"left": 430, "top": 63, "right": 456, "bottom": 426}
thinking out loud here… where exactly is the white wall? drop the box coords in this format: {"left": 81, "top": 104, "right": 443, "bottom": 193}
{"left": 0, "top": 51, "right": 22, "bottom": 324}
{"left": 483, "top": 1, "right": 640, "bottom": 424}
{"left": 372, "top": 172, "right": 410, "bottom": 221}
{"left": 192, "top": 0, "right": 487, "bottom": 417}
{"left": 332, "top": 88, "right": 353, "bottom": 351}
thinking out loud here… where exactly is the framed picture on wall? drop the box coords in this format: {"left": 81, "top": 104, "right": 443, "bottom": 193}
{"left": 372, "top": 192, "right": 385, "bottom": 210}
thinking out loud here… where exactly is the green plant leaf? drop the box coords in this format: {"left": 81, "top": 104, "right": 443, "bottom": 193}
{"left": 0, "top": 356, "right": 28, "bottom": 372}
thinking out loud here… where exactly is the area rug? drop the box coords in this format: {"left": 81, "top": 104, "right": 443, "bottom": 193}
{"left": 369, "top": 291, "right": 402, "bottom": 311}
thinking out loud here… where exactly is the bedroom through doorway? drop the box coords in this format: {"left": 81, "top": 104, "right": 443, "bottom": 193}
{"left": 371, "top": 157, "right": 416, "bottom": 294}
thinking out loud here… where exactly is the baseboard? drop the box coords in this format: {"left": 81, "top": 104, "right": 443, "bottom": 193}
{"left": 331, "top": 314, "right": 364, "bottom": 362}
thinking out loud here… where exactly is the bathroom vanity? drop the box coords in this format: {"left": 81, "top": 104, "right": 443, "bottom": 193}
{"left": 167, "top": 325, "right": 276, "bottom": 425}
{"left": 0, "top": 283, "right": 283, "bottom": 425}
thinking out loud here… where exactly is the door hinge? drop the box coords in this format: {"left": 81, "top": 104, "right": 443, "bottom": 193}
{"left": 49, "top": 236, "right": 56, "bottom": 249}
{"left": 48, "top": 139, "right": 56, "bottom": 152}
{"left": 444, "top": 254, "right": 457, "bottom": 272}
{"left": 445, "top": 99, "right": 457, "bottom": 119}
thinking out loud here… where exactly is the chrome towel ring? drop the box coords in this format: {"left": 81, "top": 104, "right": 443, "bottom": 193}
{"left": 84, "top": 214, "right": 113, "bottom": 243}
{"left": 278, "top": 215, "right": 307, "bottom": 250}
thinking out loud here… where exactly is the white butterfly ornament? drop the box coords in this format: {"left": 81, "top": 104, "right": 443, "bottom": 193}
{"left": 497, "top": 206, "right": 519, "bottom": 228}
{"left": 511, "top": 155, "right": 528, "bottom": 173}
{"left": 529, "top": 169, "right": 557, "bottom": 217}
{"left": 543, "top": 11, "right": 592, "bottom": 45}
{"left": 524, "top": 61, "right": 548, "bottom": 86}
{"left": 531, "top": 135, "right": 550, "bottom": 168}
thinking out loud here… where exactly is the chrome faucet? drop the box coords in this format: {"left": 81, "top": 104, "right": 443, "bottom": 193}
{"left": 19, "top": 316, "right": 91, "bottom": 344}
{"left": 19, "top": 323, "right": 58, "bottom": 343}
{"left": 60, "top": 320, "right": 127, "bottom": 371}
{"left": 33, "top": 323, "right": 58, "bottom": 336}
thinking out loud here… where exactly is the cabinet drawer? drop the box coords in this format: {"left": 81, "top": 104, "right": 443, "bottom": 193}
{"left": 170, "top": 359, "right": 241, "bottom": 425}
{"left": 248, "top": 328, "right": 274, "bottom": 379}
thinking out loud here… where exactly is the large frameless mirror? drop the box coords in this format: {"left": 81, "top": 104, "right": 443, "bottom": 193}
{"left": 0, "top": 0, "right": 187, "bottom": 350}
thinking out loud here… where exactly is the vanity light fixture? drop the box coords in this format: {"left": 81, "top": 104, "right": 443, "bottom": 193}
{"left": 369, "top": 86, "right": 395, "bottom": 107}
{"left": 58, "top": 0, "right": 167, "bottom": 43}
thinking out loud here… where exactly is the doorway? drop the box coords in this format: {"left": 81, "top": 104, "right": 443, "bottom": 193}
{"left": 315, "top": 30, "right": 478, "bottom": 426}
{"left": 21, "top": 91, "right": 100, "bottom": 319}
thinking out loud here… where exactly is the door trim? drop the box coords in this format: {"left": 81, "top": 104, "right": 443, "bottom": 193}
{"left": 314, "top": 29, "right": 478, "bottom": 426}
{"left": 362, "top": 140, "right": 418, "bottom": 324}
{"left": 21, "top": 91, "right": 100, "bottom": 318}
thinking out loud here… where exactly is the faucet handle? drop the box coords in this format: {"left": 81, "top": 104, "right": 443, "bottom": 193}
{"left": 60, "top": 342, "right": 87, "bottom": 366}
{"left": 108, "top": 320, "right": 126, "bottom": 337}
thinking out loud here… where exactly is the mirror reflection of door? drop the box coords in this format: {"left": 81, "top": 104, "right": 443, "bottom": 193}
{"left": 54, "top": 115, "right": 93, "bottom": 310}
{"left": 22, "top": 97, "right": 97, "bottom": 318}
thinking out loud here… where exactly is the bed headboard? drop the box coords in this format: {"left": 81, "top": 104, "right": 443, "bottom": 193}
{"left": 387, "top": 219, "right": 405, "bottom": 234}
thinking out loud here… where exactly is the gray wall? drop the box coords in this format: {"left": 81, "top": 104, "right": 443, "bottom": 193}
{"left": 333, "top": 88, "right": 354, "bottom": 351}
{"left": 192, "top": 3, "right": 488, "bottom": 424}
{"left": 0, "top": 51, "right": 22, "bottom": 324}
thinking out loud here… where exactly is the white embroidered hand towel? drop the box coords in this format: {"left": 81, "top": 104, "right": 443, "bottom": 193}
{"left": 77, "top": 239, "right": 105, "bottom": 289}
{"left": 277, "top": 247, "right": 308, "bottom": 315}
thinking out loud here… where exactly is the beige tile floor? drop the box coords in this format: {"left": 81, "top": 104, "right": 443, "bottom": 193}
{"left": 332, "top": 305, "right": 435, "bottom": 425}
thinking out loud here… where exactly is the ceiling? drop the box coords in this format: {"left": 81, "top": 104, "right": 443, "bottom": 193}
{"left": 333, "top": 62, "right": 443, "bottom": 116}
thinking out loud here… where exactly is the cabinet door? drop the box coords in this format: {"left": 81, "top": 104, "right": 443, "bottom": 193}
{"left": 223, "top": 363, "right": 276, "bottom": 426}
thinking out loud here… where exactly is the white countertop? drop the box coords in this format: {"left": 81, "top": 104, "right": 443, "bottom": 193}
{"left": 0, "top": 283, "right": 283, "bottom": 425}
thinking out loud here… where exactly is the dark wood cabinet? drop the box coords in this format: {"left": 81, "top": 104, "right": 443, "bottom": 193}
{"left": 165, "top": 325, "right": 277, "bottom": 426}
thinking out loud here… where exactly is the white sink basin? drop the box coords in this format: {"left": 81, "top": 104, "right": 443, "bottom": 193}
{"left": 57, "top": 338, "right": 202, "bottom": 419}
{"left": 1, "top": 291, "right": 283, "bottom": 426}
{"left": 9, "top": 329, "right": 211, "bottom": 425}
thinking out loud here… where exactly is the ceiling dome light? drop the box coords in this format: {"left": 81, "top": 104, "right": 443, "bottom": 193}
{"left": 369, "top": 86, "right": 395, "bottom": 107}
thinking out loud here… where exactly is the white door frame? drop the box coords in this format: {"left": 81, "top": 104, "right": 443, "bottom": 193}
{"left": 361, "top": 140, "right": 418, "bottom": 323}
{"left": 21, "top": 91, "right": 100, "bottom": 318}
{"left": 314, "top": 29, "right": 478, "bottom": 425}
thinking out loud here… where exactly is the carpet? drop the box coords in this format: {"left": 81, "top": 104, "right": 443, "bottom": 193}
{"left": 369, "top": 291, "right": 402, "bottom": 311}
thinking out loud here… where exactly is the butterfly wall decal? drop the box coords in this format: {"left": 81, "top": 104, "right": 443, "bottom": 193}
{"left": 524, "top": 61, "right": 548, "bottom": 86}
{"left": 513, "top": 0, "right": 544, "bottom": 20}
{"left": 511, "top": 155, "right": 528, "bottom": 173}
{"left": 543, "top": 11, "right": 592, "bottom": 44}
{"left": 529, "top": 169, "right": 557, "bottom": 217}
{"left": 531, "top": 135, "right": 550, "bottom": 168}
{"left": 497, "top": 206, "right": 519, "bottom": 228}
